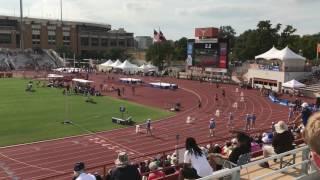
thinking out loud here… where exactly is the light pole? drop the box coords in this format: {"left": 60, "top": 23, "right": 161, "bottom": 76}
{"left": 20, "top": 0, "right": 24, "bottom": 50}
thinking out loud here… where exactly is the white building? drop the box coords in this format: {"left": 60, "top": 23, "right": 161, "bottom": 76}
{"left": 244, "top": 46, "right": 312, "bottom": 92}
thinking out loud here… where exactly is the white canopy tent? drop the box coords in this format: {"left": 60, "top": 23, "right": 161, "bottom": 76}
{"left": 72, "top": 78, "right": 94, "bottom": 84}
{"left": 275, "top": 47, "right": 306, "bottom": 61}
{"left": 282, "top": 79, "right": 306, "bottom": 88}
{"left": 47, "top": 74, "right": 64, "bottom": 78}
{"left": 116, "top": 60, "right": 139, "bottom": 73}
{"left": 100, "top": 59, "right": 114, "bottom": 66}
{"left": 255, "top": 46, "right": 280, "bottom": 60}
{"left": 98, "top": 59, "right": 114, "bottom": 71}
{"left": 109, "top": 59, "right": 122, "bottom": 68}
{"left": 255, "top": 46, "right": 306, "bottom": 61}
{"left": 139, "top": 64, "right": 150, "bottom": 73}
{"left": 146, "top": 63, "right": 158, "bottom": 72}
{"left": 52, "top": 67, "right": 83, "bottom": 73}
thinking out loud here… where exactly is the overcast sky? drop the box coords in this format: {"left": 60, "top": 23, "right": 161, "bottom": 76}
{"left": 0, "top": 0, "right": 319, "bottom": 40}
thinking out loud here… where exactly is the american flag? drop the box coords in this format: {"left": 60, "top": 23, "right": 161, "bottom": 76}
{"left": 153, "top": 29, "right": 166, "bottom": 43}
{"left": 153, "top": 30, "right": 160, "bottom": 43}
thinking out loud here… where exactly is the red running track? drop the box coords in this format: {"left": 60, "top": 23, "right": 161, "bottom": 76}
{"left": 0, "top": 73, "right": 311, "bottom": 179}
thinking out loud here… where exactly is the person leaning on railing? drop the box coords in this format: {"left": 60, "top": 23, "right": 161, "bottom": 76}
{"left": 303, "top": 112, "right": 320, "bottom": 170}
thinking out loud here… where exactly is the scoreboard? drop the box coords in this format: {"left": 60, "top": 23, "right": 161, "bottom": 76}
{"left": 189, "top": 38, "right": 228, "bottom": 69}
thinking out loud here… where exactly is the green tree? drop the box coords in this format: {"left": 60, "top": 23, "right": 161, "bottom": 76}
{"left": 219, "top": 26, "right": 236, "bottom": 49}
{"left": 278, "top": 25, "right": 297, "bottom": 48}
{"left": 173, "top": 37, "right": 188, "bottom": 61}
{"left": 146, "top": 41, "right": 174, "bottom": 70}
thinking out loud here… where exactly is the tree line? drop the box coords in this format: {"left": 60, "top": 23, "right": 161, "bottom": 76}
{"left": 146, "top": 20, "right": 320, "bottom": 69}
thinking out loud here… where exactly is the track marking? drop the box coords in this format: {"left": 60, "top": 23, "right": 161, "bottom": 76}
{"left": 0, "top": 152, "right": 65, "bottom": 174}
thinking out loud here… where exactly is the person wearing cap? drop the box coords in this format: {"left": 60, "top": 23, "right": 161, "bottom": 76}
{"left": 303, "top": 112, "right": 320, "bottom": 170}
{"left": 209, "top": 118, "right": 216, "bottom": 137}
{"left": 294, "top": 102, "right": 313, "bottom": 127}
{"left": 73, "top": 162, "right": 96, "bottom": 180}
{"left": 148, "top": 161, "right": 165, "bottom": 180}
{"left": 260, "top": 121, "right": 294, "bottom": 168}
{"left": 106, "top": 152, "right": 141, "bottom": 180}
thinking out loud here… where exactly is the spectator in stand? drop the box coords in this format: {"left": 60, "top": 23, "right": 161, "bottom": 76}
{"left": 295, "top": 102, "right": 312, "bottom": 127}
{"left": 73, "top": 162, "right": 96, "bottom": 180}
{"left": 222, "top": 141, "right": 233, "bottom": 156}
{"left": 148, "top": 161, "right": 165, "bottom": 180}
{"left": 260, "top": 121, "right": 294, "bottom": 168}
{"left": 303, "top": 112, "right": 320, "bottom": 170}
{"left": 288, "top": 106, "right": 294, "bottom": 123}
{"left": 228, "top": 132, "right": 251, "bottom": 164}
{"left": 181, "top": 137, "right": 213, "bottom": 179}
{"left": 208, "top": 144, "right": 224, "bottom": 170}
{"left": 106, "top": 152, "right": 141, "bottom": 180}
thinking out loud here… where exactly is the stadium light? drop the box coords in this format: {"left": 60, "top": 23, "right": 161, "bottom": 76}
{"left": 20, "top": 0, "right": 24, "bottom": 50}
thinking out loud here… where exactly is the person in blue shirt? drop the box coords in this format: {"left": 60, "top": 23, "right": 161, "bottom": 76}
{"left": 209, "top": 118, "right": 216, "bottom": 137}
{"left": 251, "top": 113, "right": 256, "bottom": 129}
{"left": 245, "top": 114, "right": 251, "bottom": 131}
{"left": 294, "top": 102, "right": 312, "bottom": 127}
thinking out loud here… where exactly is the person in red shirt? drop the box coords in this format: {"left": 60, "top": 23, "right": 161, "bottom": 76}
{"left": 148, "top": 161, "right": 165, "bottom": 180}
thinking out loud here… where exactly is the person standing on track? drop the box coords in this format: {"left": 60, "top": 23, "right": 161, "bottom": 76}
{"left": 228, "top": 112, "right": 234, "bottom": 128}
{"left": 215, "top": 93, "right": 219, "bottom": 105}
{"left": 209, "top": 118, "right": 216, "bottom": 137}
{"left": 222, "top": 89, "right": 226, "bottom": 98}
{"left": 251, "top": 113, "right": 256, "bottom": 129}
{"left": 146, "top": 119, "right": 152, "bottom": 136}
{"left": 288, "top": 106, "right": 294, "bottom": 123}
{"left": 245, "top": 114, "right": 251, "bottom": 131}
{"left": 198, "top": 99, "right": 202, "bottom": 108}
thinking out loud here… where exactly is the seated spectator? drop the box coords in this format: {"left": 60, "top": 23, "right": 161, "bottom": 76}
{"left": 73, "top": 162, "right": 96, "bottom": 180}
{"left": 228, "top": 132, "right": 251, "bottom": 164}
{"left": 260, "top": 121, "right": 294, "bottom": 168}
{"left": 222, "top": 141, "right": 233, "bottom": 156}
{"left": 148, "top": 161, "right": 165, "bottom": 180}
{"left": 138, "top": 161, "right": 149, "bottom": 174}
{"left": 181, "top": 137, "right": 213, "bottom": 179}
{"left": 106, "top": 152, "right": 141, "bottom": 180}
{"left": 208, "top": 144, "right": 224, "bottom": 170}
{"left": 303, "top": 112, "right": 320, "bottom": 170}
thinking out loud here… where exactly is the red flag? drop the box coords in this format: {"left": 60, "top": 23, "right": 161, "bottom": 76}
{"left": 159, "top": 31, "right": 166, "bottom": 42}
{"left": 317, "top": 43, "right": 320, "bottom": 53}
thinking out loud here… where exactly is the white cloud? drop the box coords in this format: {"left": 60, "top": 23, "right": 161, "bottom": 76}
{"left": 0, "top": 0, "right": 318, "bottom": 40}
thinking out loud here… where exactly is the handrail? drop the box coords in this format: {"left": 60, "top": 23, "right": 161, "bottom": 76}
{"left": 197, "top": 145, "right": 311, "bottom": 180}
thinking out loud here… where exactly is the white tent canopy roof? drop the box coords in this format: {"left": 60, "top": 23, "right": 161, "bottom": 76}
{"left": 255, "top": 46, "right": 280, "bottom": 60}
{"left": 255, "top": 46, "right": 306, "bottom": 61}
{"left": 116, "top": 60, "right": 139, "bottom": 69}
{"left": 276, "top": 47, "right": 306, "bottom": 61}
{"left": 100, "top": 59, "right": 114, "bottom": 66}
{"left": 139, "top": 64, "right": 149, "bottom": 70}
{"left": 110, "top": 59, "right": 122, "bottom": 67}
{"left": 282, "top": 79, "right": 306, "bottom": 88}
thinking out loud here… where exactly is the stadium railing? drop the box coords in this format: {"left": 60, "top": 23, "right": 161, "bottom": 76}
{"left": 198, "top": 145, "right": 316, "bottom": 180}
